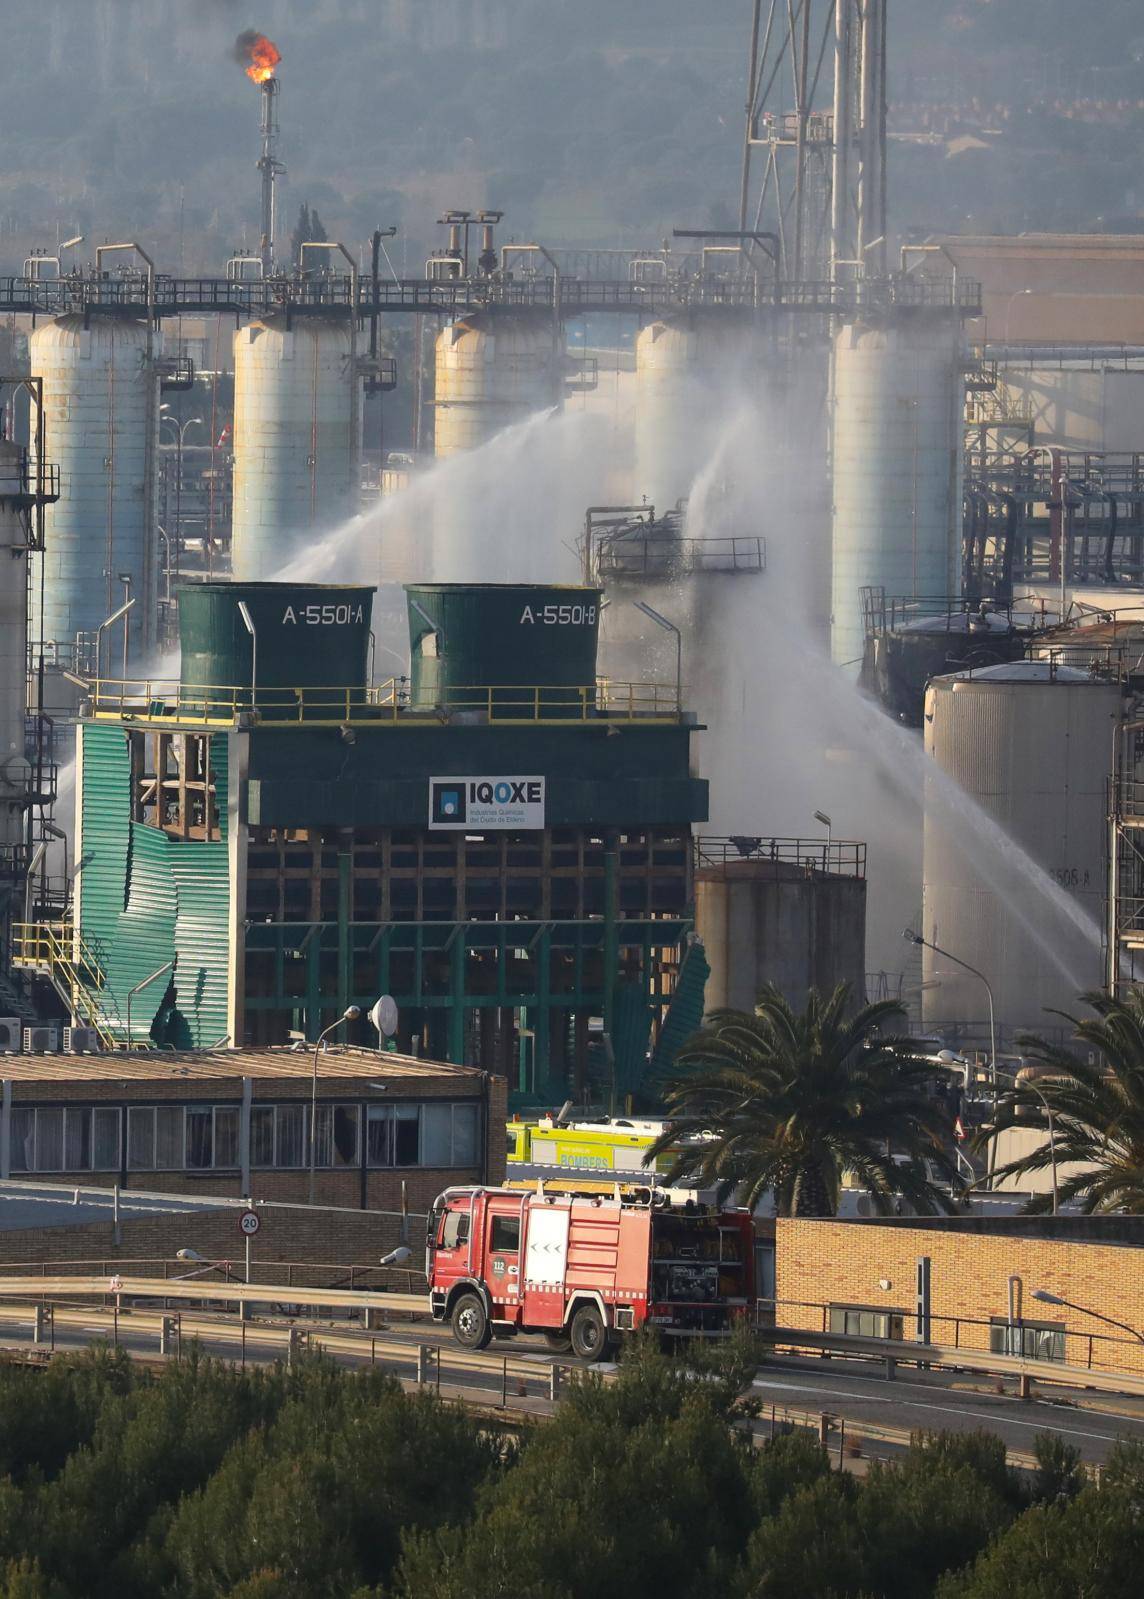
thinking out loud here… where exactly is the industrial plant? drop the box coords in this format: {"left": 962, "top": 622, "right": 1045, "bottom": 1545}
{"left": 0, "top": 1, "right": 1142, "bottom": 1151}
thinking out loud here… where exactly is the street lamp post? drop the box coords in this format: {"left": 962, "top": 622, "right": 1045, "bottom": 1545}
{"left": 161, "top": 414, "right": 204, "bottom": 585}
{"left": 237, "top": 600, "right": 258, "bottom": 713}
{"left": 814, "top": 810, "right": 832, "bottom": 869}
{"left": 903, "top": 929, "right": 996, "bottom": 1086}
{"left": 308, "top": 1006, "right": 362, "bottom": 1204}
{"left": 1032, "top": 1287, "right": 1144, "bottom": 1347}
{"left": 118, "top": 573, "right": 133, "bottom": 678}
{"left": 95, "top": 596, "right": 135, "bottom": 686}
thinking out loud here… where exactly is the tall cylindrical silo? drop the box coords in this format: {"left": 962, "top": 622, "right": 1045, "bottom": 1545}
{"left": 29, "top": 314, "right": 159, "bottom": 667}
{"left": 0, "top": 442, "right": 31, "bottom": 851}
{"left": 231, "top": 317, "right": 361, "bottom": 581}
{"left": 830, "top": 312, "right": 964, "bottom": 671}
{"left": 633, "top": 313, "right": 762, "bottom": 510}
{"left": 433, "top": 312, "right": 562, "bottom": 459}
{"left": 922, "top": 662, "right": 1121, "bottom": 1037}
{"left": 695, "top": 856, "right": 867, "bottom": 1013}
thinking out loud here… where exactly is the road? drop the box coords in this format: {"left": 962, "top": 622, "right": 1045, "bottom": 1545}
{"left": 750, "top": 1354, "right": 1144, "bottom": 1464}
{"left": 0, "top": 1302, "right": 1141, "bottom": 1464}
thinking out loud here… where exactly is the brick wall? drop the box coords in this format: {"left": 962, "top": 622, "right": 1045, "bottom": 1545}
{"left": 777, "top": 1217, "right": 1144, "bottom": 1375}
{"left": 0, "top": 1204, "right": 418, "bottom": 1284}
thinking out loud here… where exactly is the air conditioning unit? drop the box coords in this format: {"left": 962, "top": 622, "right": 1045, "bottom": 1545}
{"left": 63, "top": 1026, "right": 100, "bottom": 1055}
{"left": 22, "top": 1026, "right": 60, "bottom": 1054}
{"left": 0, "top": 1019, "right": 21, "bottom": 1054}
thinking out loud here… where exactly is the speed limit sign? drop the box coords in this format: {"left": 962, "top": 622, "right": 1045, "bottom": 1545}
{"left": 238, "top": 1209, "right": 261, "bottom": 1238}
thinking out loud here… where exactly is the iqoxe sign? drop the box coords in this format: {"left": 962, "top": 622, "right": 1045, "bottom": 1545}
{"left": 429, "top": 776, "right": 545, "bottom": 831}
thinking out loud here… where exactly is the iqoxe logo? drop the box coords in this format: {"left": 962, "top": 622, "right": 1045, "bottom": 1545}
{"left": 429, "top": 776, "right": 545, "bottom": 831}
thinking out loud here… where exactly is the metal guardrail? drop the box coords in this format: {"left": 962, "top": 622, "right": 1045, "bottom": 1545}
{"left": 0, "top": 462, "right": 60, "bottom": 502}
{"left": 760, "top": 1298, "right": 1144, "bottom": 1381}
{"left": 85, "top": 676, "right": 684, "bottom": 725}
{"left": 9, "top": 923, "right": 122, "bottom": 1050}
{"left": 766, "top": 1325, "right": 1144, "bottom": 1399}
{"left": 694, "top": 836, "right": 867, "bottom": 879}
{"left": 597, "top": 536, "right": 766, "bottom": 579}
{"left": 0, "top": 272, "right": 982, "bottom": 321}
{"left": 0, "top": 1274, "right": 424, "bottom": 1316}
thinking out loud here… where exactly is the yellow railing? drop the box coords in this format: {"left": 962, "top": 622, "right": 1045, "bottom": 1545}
{"left": 85, "top": 677, "right": 684, "bottom": 725}
{"left": 11, "top": 923, "right": 121, "bottom": 1051}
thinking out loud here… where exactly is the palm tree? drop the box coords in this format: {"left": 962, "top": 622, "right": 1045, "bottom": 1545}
{"left": 982, "top": 989, "right": 1144, "bottom": 1214}
{"left": 648, "top": 983, "right": 961, "bottom": 1217}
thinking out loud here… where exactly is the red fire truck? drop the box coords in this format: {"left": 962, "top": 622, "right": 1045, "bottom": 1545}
{"left": 427, "top": 1183, "right": 754, "bottom": 1361}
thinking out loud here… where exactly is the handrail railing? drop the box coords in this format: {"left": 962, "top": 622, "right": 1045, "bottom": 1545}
{"left": 757, "top": 1296, "right": 1144, "bottom": 1378}
{"left": 10, "top": 923, "right": 124, "bottom": 1051}
{"left": 596, "top": 535, "right": 766, "bottom": 579}
{"left": 86, "top": 676, "right": 685, "bottom": 725}
{"left": 694, "top": 836, "right": 867, "bottom": 879}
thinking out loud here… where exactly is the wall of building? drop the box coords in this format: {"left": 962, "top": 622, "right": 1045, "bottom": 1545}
{"left": 776, "top": 1217, "right": 1144, "bottom": 1374}
{"left": 937, "top": 234, "right": 1144, "bottom": 345}
{"left": 0, "top": 1069, "right": 507, "bottom": 1211}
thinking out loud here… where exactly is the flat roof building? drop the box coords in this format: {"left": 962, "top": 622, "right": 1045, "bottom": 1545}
{"left": 0, "top": 1045, "right": 505, "bottom": 1214}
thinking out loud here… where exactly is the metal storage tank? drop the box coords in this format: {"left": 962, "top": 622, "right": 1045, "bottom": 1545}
{"left": 433, "top": 313, "right": 562, "bottom": 459}
{"left": 633, "top": 313, "right": 761, "bottom": 509}
{"left": 406, "top": 583, "right": 601, "bottom": 716}
{"left": 231, "top": 317, "right": 361, "bottom": 581}
{"left": 178, "top": 581, "right": 373, "bottom": 720}
{"left": 694, "top": 845, "right": 867, "bottom": 1013}
{"left": 830, "top": 312, "right": 964, "bottom": 671}
{"left": 922, "top": 662, "right": 1121, "bottom": 1036}
{"left": 0, "top": 442, "right": 30, "bottom": 850}
{"left": 29, "top": 314, "right": 159, "bottom": 665}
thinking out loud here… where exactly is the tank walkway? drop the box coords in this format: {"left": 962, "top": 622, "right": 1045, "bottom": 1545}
{"left": 0, "top": 273, "right": 981, "bottom": 322}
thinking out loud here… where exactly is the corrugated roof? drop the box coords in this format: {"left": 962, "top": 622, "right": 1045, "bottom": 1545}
{"left": 0, "top": 1045, "right": 480, "bottom": 1085}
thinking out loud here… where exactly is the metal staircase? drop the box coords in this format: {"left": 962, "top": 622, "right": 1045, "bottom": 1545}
{"left": 0, "top": 969, "right": 40, "bottom": 1027}
{"left": 10, "top": 924, "right": 129, "bottom": 1050}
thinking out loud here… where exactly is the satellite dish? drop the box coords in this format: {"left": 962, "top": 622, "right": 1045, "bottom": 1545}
{"left": 369, "top": 995, "right": 399, "bottom": 1038}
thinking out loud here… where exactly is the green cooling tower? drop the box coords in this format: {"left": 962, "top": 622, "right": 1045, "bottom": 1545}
{"left": 405, "top": 583, "right": 602, "bottom": 718}
{"left": 178, "top": 581, "right": 374, "bottom": 720}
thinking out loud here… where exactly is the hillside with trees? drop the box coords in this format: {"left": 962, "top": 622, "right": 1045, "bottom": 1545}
{"left": 0, "top": 0, "right": 1141, "bottom": 278}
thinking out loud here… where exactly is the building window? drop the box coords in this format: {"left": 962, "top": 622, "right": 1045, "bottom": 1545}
{"left": 249, "top": 1104, "right": 360, "bottom": 1170}
{"left": 828, "top": 1304, "right": 906, "bottom": 1341}
{"left": 989, "top": 1318, "right": 1066, "bottom": 1361}
{"left": 10, "top": 1108, "right": 121, "bottom": 1175}
{"left": 185, "top": 1107, "right": 241, "bottom": 1171}
{"left": 365, "top": 1102, "right": 481, "bottom": 1169}
{"left": 127, "top": 1106, "right": 237, "bottom": 1172}
{"left": 313, "top": 1105, "right": 359, "bottom": 1169}
{"left": 277, "top": 1105, "right": 305, "bottom": 1169}
{"left": 421, "top": 1102, "right": 481, "bottom": 1167}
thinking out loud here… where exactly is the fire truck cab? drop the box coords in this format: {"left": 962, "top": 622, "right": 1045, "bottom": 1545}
{"left": 427, "top": 1183, "right": 754, "bottom": 1361}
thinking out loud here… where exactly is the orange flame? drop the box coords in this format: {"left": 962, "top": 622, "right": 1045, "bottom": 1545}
{"left": 235, "top": 31, "right": 281, "bottom": 84}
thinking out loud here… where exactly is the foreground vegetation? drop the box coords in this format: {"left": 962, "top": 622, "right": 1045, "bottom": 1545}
{"left": 0, "top": 1340, "right": 1138, "bottom": 1597}
{"left": 986, "top": 988, "right": 1144, "bottom": 1214}
{"left": 652, "top": 985, "right": 960, "bottom": 1216}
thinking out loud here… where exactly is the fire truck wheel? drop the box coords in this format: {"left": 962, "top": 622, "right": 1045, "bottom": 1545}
{"left": 451, "top": 1292, "right": 491, "bottom": 1350}
{"left": 543, "top": 1331, "right": 572, "bottom": 1352}
{"left": 569, "top": 1303, "right": 607, "bottom": 1361}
